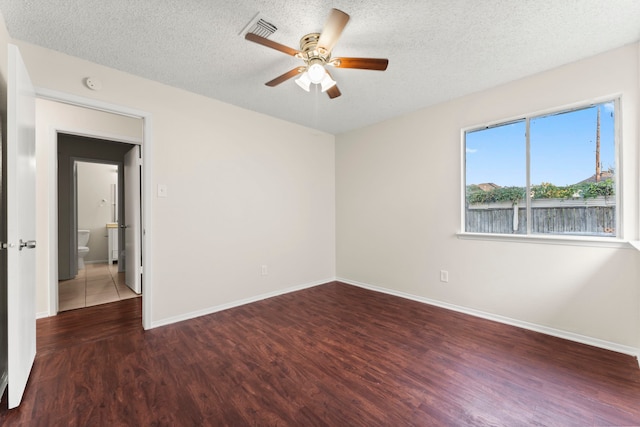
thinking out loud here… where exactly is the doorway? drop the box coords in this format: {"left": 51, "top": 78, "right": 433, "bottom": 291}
{"left": 56, "top": 134, "right": 141, "bottom": 312}
{"left": 36, "top": 92, "right": 153, "bottom": 329}
{"left": 58, "top": 157, "right": 140, "bottom": 311}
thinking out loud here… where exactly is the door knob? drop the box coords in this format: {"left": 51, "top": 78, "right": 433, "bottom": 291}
{"left": 19, "top": 239, "right": 36, "bottom": 251}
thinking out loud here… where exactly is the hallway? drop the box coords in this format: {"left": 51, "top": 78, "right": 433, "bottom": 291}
{"left": 58, "top": 263, "right": 139, "bottom": 312}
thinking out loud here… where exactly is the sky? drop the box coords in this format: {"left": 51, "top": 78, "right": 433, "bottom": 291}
{"left": 465, "top": 102, "right": 615, "bottom": 187}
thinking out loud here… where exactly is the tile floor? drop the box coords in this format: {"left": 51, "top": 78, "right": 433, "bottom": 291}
{"left": 58, "top": 262, "right": 140, "bottom": 312}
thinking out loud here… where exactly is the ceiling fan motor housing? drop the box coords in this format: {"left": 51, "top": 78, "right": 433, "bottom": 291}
{"left": 298, "top": 33, "right": 331, "bottom": 65}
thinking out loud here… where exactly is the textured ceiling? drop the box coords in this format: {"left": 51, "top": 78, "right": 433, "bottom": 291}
{"left": 0, "top": 1, "right": 639, "bottom": 135}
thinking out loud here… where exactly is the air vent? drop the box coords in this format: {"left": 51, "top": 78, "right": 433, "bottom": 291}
{"left": 251, "top": 19, "right": 277, "bottom": 37}
{"left": 241, "top": 13, "right": 277, "bottom": 38}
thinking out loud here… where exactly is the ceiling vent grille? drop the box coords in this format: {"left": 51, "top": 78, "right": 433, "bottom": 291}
{"left": 241, "top": 13, "right": 277, "bottom": 38}
{"left": 251, "top": 19, "right": 277, "bottom": 38}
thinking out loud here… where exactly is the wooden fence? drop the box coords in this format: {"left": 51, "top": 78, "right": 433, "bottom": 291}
{"left": 466, "top": 197, "right": 615, "bottom": 236}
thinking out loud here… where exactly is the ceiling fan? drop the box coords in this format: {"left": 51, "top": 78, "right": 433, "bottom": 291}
{"left": 245, "top": 8, "right": 389, "bottom": 99}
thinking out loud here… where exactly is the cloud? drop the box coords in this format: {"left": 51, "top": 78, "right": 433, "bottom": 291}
{"left": 466, "top": 148, "right": 478, "bottom": 154}
{"left": 603, "top": 101, "right": 614, "bottom": 113}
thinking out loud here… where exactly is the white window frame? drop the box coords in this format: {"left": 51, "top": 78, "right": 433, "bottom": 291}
{"left": 459, "top": 96, "right": 627, "bottom": 248}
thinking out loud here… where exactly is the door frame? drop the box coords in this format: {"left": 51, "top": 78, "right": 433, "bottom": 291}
{"left": 38, "top": 88, "right": 153, "bottom": 329}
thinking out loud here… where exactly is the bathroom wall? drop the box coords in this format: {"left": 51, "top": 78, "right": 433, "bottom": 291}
{"left": 77, "top": 161, "right": 118, "bottom": 263}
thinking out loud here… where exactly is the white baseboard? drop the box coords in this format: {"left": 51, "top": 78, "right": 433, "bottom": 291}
{"left": 36, "top": 311, "right": 50, "bottom": 319}
{"left": 150, "top": 277, "right": 335, "bottom": 329}
{"left": 337, "top": 277, "right": 640, "bottom": 363}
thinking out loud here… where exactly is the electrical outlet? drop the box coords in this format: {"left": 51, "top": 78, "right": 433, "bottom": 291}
{"left": 261, "top": 265, "right": 268, "bottom": 276}
{"left": 440, "top": 270, "right": 449, "bottom": 283}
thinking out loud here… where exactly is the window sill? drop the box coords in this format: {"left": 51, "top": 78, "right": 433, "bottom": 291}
{"left": 457, "top": 232, "right": 632, "bottom": 249}
{"left": 628, "top": 241, "right": 640, "bottom": 251}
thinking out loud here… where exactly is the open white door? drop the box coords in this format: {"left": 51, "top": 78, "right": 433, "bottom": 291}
{"left": 6, "top": 44, "right": 37, "bottom": 409}
{"left": 124, "top": 145, "right": 142, "bottom": 294}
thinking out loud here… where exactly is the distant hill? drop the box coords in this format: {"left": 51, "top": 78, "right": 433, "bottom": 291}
{"left": 475, "top": 183, "right": 500, "bottom": 191}
{"left": 577, "top": 171, "right": 614, "bottom": 184}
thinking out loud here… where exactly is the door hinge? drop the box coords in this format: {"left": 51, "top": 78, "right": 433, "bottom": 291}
{"left": 137, "top": 157, "right": 143, "bottom": 166}
{"left": 139, "top": 266, "right": 143, "bottom": 274}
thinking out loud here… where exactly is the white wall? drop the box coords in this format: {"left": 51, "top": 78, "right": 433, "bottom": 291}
{"left": 17, "top": 41, "right": 336, "bottom": 324}
{"left": 77, "top": 161, "right": 118, "bottom": 263}
{"left": 337, "top": 43, "right": 640, "bottom": 352}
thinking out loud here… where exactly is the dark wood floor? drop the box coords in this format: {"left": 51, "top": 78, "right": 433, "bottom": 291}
{"left": 1, "top": 282, "right": 640, "bottom": 426}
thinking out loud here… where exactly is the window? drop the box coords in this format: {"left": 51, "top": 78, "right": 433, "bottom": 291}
{"left": 464, "top": 100, "right": 617, "bottom": 238}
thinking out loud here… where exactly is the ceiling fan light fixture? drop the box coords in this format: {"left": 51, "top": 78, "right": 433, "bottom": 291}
{"left": 319, "top": 73, "right": 337, "bottom": 92}
{"left": 307, "top": 62, "right": 326, "bottom": 84}
{"left": 295, "top": 72, "right": 311, "bottom": 91}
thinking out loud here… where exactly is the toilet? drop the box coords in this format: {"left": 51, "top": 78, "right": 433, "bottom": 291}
{"left": 78, "top": 229, "right": 90, "bottom": 270}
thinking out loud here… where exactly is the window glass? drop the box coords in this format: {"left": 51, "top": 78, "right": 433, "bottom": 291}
{"left": 465, "top": 121, "right": 526, "bottom": 234}
{"left": 529, "top": 103, "right": 616, "bottom": 236}
{"left": 464, "top": 100, "right": 617, "bottom": 237}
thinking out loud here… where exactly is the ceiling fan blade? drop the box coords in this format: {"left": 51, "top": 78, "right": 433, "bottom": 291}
{"left": 317, "top": 8, "right": 350, "bottom": 53}
{"left": 325, "top": 69, "right": 341, "bottom": 99}
{"left": 265, "top": 67, "right": 305, "bottom": 87}
{"left": 245, "top": 33, "right": 300, "bottom": 57}
{"left": 331, "top": 57, "right": 389, "bottom": 71}
{"left": 326, "top": 84, "right": 341, "bottom": 99}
